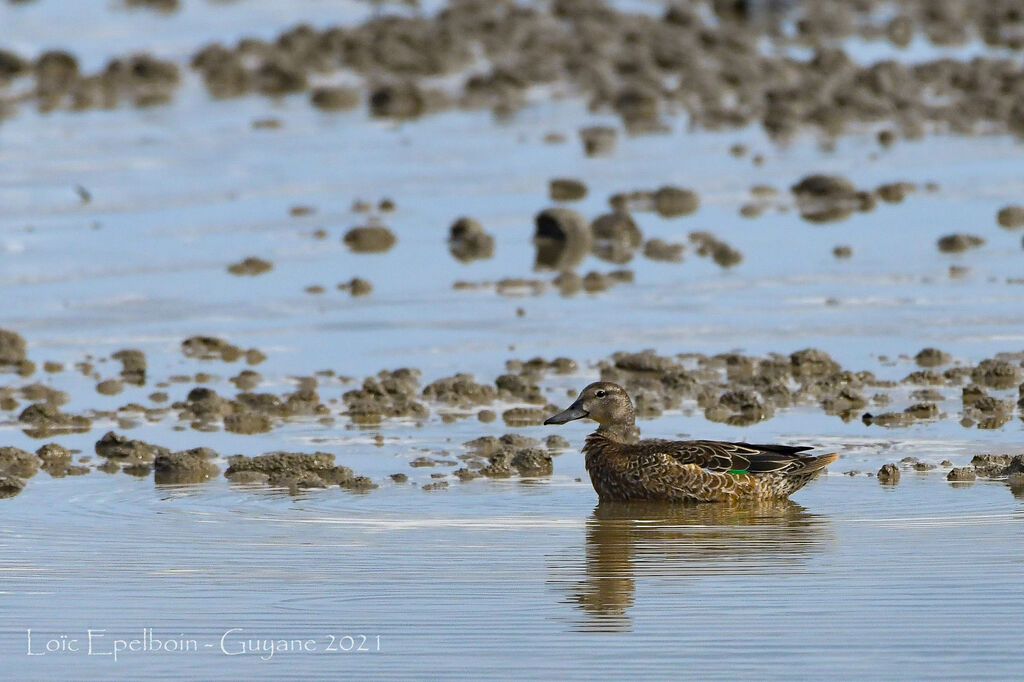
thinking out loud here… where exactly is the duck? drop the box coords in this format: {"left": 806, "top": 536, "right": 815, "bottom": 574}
{"left": 544, "top": 381, "right": 838, "bottom": 504}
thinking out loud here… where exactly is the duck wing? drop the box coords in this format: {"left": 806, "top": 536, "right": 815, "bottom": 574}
{"left": 643, "top": 439, "right": 815, "bottom": 474}
{"left": 637, "top": 439, "right": 755, "bottom": 473}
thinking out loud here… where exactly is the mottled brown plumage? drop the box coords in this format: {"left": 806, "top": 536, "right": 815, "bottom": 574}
{"left": 545, "top": 382, "right": 838, "bottom": 504}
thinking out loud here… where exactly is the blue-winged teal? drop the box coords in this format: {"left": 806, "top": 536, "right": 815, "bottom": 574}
{"left": 545, "top": 382, "right": 838, "bottom": 503}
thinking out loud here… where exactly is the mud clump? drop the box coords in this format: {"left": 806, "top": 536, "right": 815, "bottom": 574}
{"left": 125, "top": 0, "right": 180, "bottom": 12}
{"left": 17, "top": 402, "right": 91, "bottom": 438}
{"left": 310, "top": 85, "right": 360, "bottom": 111}
{"left": 612, "top": 350, "right": 678, "bottom": 374}
{"left": 179, "top": 387, "right": 235, "bottom": 422}
{"left": 37, "top": 50, "right": 180, "bottom": 112}
{"left": 224, "top": 413, "right": 272, "bottom": 434}
{"left": 791, "top": 175, "right": 856, "bottom": 199}
{"left": 181, "top": 336, "right": 244, "bottom": 362}
{"left": 822, "top": 387, "right": 867, "bottom": 416}
{"left": 227, "top": 256, "right": 273, "bottom": 276}
{"left": 739, "top": 203, "right": 765, "bottom": 219}
{"left": 36, "top": 443, "right": 87, "bottom": 478}
{"left": 947, "top": 467, "right": 976, "bottom": 482}
{"left": 464, "top": 433, "right": 538, "bottom": 456}
{"left": 996, "top": 205, "right": 1024, "bottom": 229}
{"left": 0, "top": 475, "right": 26, "bottom": 499}
{"left": 862, "top": 411, "right": 914, "bottom": 428}
{"left": 0, "top": 328, "right": 28, "bottom": 371}
{"left": 546, "top": 435, "right": 570, "bottom": 451}
{"left": 533, "top": 207, "right": 591, "bottom": 271}
{"left": 338, "top": 277, "right": 373, "bottom": 296}
{"left": 279, "top": 385, "right": 328, "bottom": 417}
{"left": 791, "top": 175, "right": 870, "bottom": 223}
{"left": 937, "top": 234, "right": 984, "bottom": 253}
{"left": 911, "top": 389, "right": 944, "bottom": 402}
{"left": 96, "top": 379, "right": 124, "bottom": 396}
{"left": 0, "top": 446, "right": 41, "bottom": 480}
{"left": 963, "top": 394, "right": 1013, "bottom": 430}
{"left": 493, "top": 278, "right": 546, "bottom": 296}
{"left": 224, "top": 470, "right": 269, "bottom": 485}
{"left": 342, "top": 368, "right": 427, "bottom": 423}
{"left": 915, "top": 348, "right": 951, "bottom": 367}
{"left": 581, "top": 271, "right": 609, "bottom": 293}
{"left": 112, "top": 348, "right": 146, "bottom": 384}
{"left": 480, "top": 447, "right": 553, "bottom": 478}
{"left": 970, "top": 454, "right": 1013, "bottom": 478}
{"left": 609, "top": 190, "right": 655, "bottom": 213}
{"left": 877, "top": 463, "right": 900, "bottom": 485}
{"left": 790, "top": 348, "right": 841, "bottom": 379}
{"left": 154, "top": 448, "right": 219, "bottom": 484}
{"left": 422, "top": 373, "right": 496, "bottom": 407}
{"left": 609, "top": 187, "right": 700, "bottom": 218}
{"left": 902, "top": 370, "right": 944, "bottom": 386}
{"left": 341, "top": 476, "right": 377, "bottom": 491}
{"left": 95, "top": 431, "right": 170, "bottom": 464}
{"left": 0, "top": 329, "right": 27, "bottom": 362}
{"left": 549, "top": 179, "right": 587, "bottom": 202}
{"left": 369, "top": 82, "right": 434, "bottom": 119}
{"left": 501, "top": 407, "right": 547, "bottom": 426}
{"left": 453, "top": 467, "right": 480, "bottom": 482}
{"left": 971, "top": 358, "right": 1021, "bottom": 389}
{"left": 591, "top": 212, "right": 640, "bottom": 244}
{"left": 905, "top": 402, "right": 939, "bottom": 419}
{"left": 689, "top": 232, "right": 742, "bottom": 267}
{"left": 254, "top": 58, "right": 307, "bottom": 96}
{"left": 551, "top": 272, "right": 582, "bottom": 295}
{"left": 343, "top": 225, "right": 396, "bottom": 253}
{"left": 225, "top": 451, "right": 359, "bottom": 492}
{"left": 876, "top": 182, "right": 915, "bottom": 203}
{"left": 591, "top": 212, "right": 642, "bottom": 264}
{"left": 150, "top": 3, "right": 1024, "bottom": 139}
{"left": 1007, "top": 456, "right": 1024, "bottom": 483}
{"left": 422, "top": 480, "right": 449, "bottom": 491}
{"left": 19, "top": 384, "right": 68, "bottom": 406}
{"left": 495, "top": 374, "right": 544, "bottom": 404}
{"left": 653, "top": 186, "right": 700, "bottom": 218}
{"left": 448, "top": 217, "right": 494, "bottom": 263}
{"left": 643, "top": 238, "right": 685, "bottom": 262}
{"left": 230, "top": 370, "right": 261, "bottom": 391}
{"left": 245, "top": 349, "right": 267, "bottom": 365}
{"left": 705, "top": 389, "right": 771, "bottom": 426}
{"left": 508, "top": 449, "right": 553, "bottom": 476}
{"left": 36, "top": 443, "right": 71, "bottom": 468}
{"left": 579, "top": 126, "right": 616, "bottom": 157}
{"left": 0, "top": 49, "right": 29, "bottom": 85}
{"left": 191, "top": 45, "right": 250, "bottom": 99}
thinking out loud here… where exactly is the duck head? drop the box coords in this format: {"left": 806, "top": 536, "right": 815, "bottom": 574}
{"left": 545, "top": 381, "right": 637, "bottom": 440}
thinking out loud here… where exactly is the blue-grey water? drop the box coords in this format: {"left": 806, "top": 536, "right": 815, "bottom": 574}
{"left": 2, "top": 1, "right": 1024, "bottom": 679}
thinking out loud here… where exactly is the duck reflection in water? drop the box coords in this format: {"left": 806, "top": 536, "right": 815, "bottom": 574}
{"left": 552, "top": 500, "right": 831, "bottom": 632}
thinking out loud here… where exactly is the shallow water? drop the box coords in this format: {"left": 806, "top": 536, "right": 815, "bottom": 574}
{"left": 3, "top": 467, "right": 1023, "bottom": 679}
{"left": 2, "top": 1, "right": 1024, "bottom": 679}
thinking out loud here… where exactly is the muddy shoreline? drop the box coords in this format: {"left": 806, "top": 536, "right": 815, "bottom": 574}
{"left": 2, "top": 324, "right": 1022, "bottom": 499}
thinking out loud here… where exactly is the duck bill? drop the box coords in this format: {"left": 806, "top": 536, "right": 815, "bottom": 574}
{"left": 544, "top": 400, "right": 589, "bottom": 425}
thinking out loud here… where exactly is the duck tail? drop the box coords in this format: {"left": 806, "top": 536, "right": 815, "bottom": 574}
{"left": 796, "top": 452, "right": 839, "bottom": 474}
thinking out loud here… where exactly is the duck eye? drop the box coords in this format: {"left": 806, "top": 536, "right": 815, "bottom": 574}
{"left": 595, "top": 390, "right": 606, "bottom": 398}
